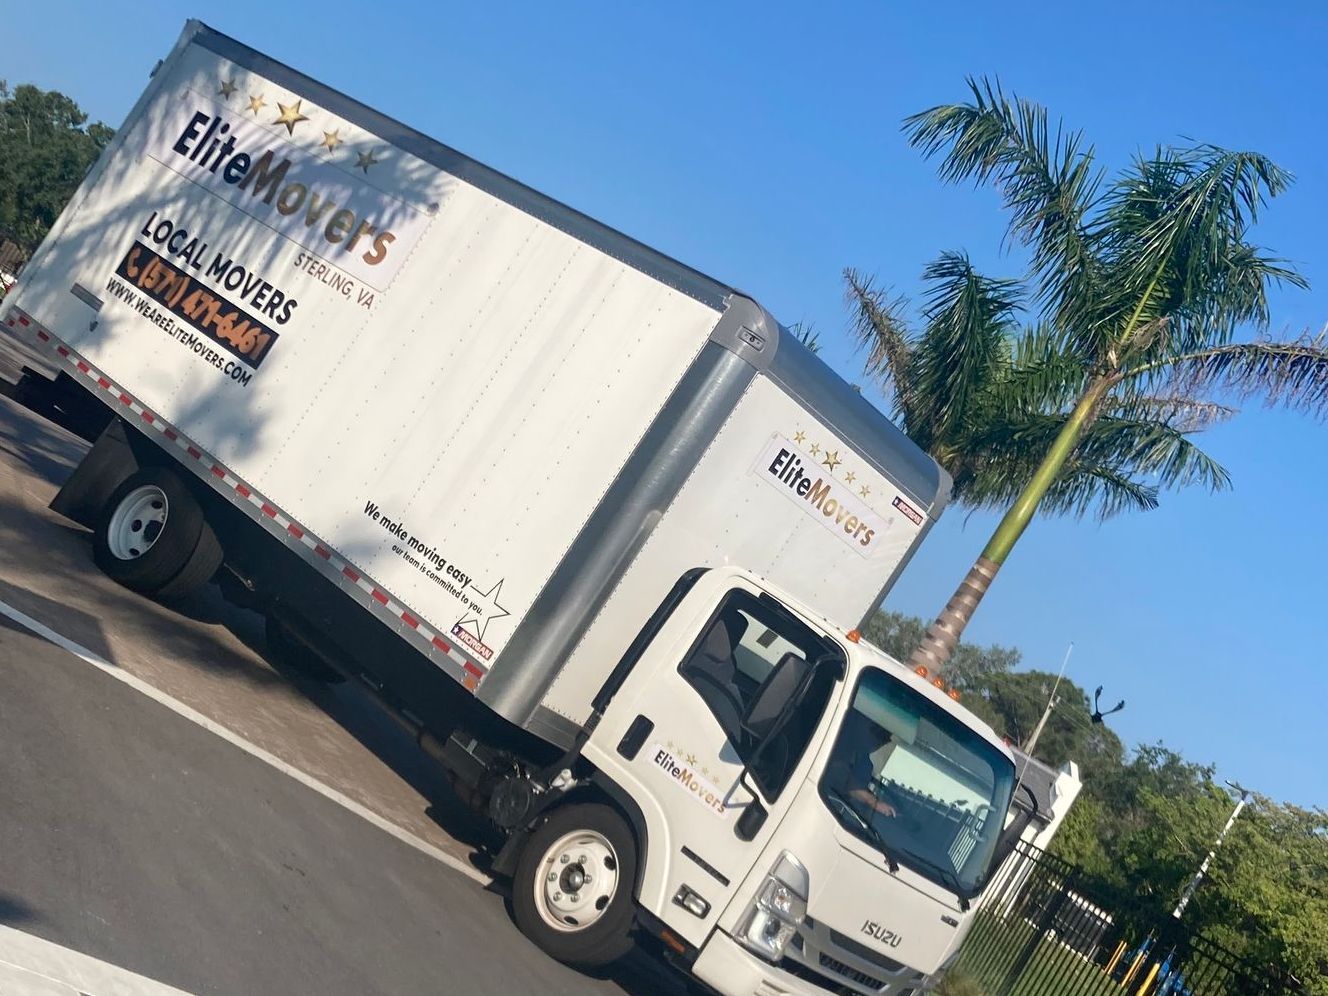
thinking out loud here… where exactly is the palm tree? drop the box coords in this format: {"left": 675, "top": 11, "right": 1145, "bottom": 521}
{"left": 847, "top": 252, "right": 1232, "bottom": 520}
{"left": 849, "top": 78, "right": 1328, "bottom": 677}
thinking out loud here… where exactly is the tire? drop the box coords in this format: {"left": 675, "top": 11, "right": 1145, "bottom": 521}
{"left": 264, "top": 614, "right": 346, "bottom": 684}
{"left": 511, "top": 803, "right": 638, "bottom": 967}
{"left": 93, "top": 466, "right": 221, "bottom": 598}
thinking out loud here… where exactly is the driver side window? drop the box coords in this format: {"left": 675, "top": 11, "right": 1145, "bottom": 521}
{"left": 677, "top": 590, "right": 837, "bottom": 798}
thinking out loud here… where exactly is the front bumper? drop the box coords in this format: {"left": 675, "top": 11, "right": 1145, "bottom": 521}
{"left": 691, "top": 927, "right": 930, "bottom": 996}
{"left": 692, "top": 931, "right": 826, "bottom": 996}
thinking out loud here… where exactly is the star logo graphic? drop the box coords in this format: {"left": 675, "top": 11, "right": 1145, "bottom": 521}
{"left": 457, "top": 578, "right": 510, "bottom": 642}
{"left": 274, "top": 99, "right": 309, "bottom": 135}
{"left": 823, "top": 450, "right": 841, "bottom": 471}
{"left": 218, "top": 79, "right": 238, "bottom": 100}
{"left": 247, "top": 94, "right": 266, "bottom": 115}
{"left": 844, "top": 470, "right": 856, "bottom": 484}
{"left": 320, "top": 130, "right": 342, "bottom": 152}
{"left": 809, "top": 443, "right": 821, "bottom": 457}
{"left": 685, "top": 753, "right": 698, "bottom": 766}
{"left": 355, "top": 148, "right": 382, "bottom": 173}
{"left": 793, "top": 430, "right": 806, "bottom": 445}
{"left": 860, "top": 485, "right": 872, "bottom": 498}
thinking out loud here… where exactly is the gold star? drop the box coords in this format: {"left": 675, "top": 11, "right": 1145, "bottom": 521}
{"left": 666, "top": 740, "right": 675, "bottom": 750}
{"left": 844, "top": 471, "right": 856, "bottom": 484}
{"left": 793, "top": 430, "right": 806, "bottom": 445}
{"left": 860, "top": 485, "right": 872, "bottom": 498}
{"left": 218, "top": 79, "right": 238, "bottom": 100}
{"left": 809, "top": 443, "right": 821, "bottom": 457}
{"left": 320, "top": 129, "right": 342, "bottom": 152}
{"left": 823, "top": 450, "right": 841, "bottom": 471}
{"left": 355, "top": 148, "right": 382, "bottom": 173}
{"left": 247, "top": 94, "right": 266, "bottom": 115}
{"left": 274, "top": 99, "right": 309, "bottom": 135}
{"left": 685, "top": 753, "right": 698, "bottom": 766}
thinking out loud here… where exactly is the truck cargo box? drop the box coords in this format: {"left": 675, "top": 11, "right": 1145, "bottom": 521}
{"left": 6, "top": 21, "right": 948, "bottom": 741}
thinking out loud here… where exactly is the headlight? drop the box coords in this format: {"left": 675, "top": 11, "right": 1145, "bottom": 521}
{"left": 736, "top": 852, "right": 809, "bottom": 962}
{"left": 757, "top": 878, "right": 807, "bottom": 922}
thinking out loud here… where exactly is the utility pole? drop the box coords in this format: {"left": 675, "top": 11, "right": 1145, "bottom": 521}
{"left": 1022, "top": 643, "right": 1072, "bottom": 757}
{"left": 1172, "top": 781, "right": 1252, "bottom": 920}
{"left": 1022, "top": 694, "right": 1059, "bottom": 756}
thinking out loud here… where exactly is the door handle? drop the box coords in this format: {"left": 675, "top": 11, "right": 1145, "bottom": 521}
{"left": 617, "top": 714, "right": 654, "bottom": 760}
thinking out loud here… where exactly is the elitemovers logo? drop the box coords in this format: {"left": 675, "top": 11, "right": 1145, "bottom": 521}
{"left": 753, "top": 434, "right": 894, "bottom": 555}
{"left": 649, "top": 743, "right": 729, "bottom": 818}
{"left": 151, "top": 100, "right": 430, "bottom": 290}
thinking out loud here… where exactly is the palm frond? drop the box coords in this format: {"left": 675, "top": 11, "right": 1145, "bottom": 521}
{"left": 1111, "top": 394, "right": 1238, "bottom": 433}
{"left": 902, "top": 76, "right": 1103, "bottom": 342}
{"left": 1045, "top": 464, "right": 1160, "bottom": 519}
{"left": 1076, "top": 416, "right": 1232, "bottom": 493}
{"left": 1100, "top": 147, "right": 1305, "bottom": 358}
{"left": 844, "top": 268, "right": 913, "bottom": 414}
{"left": 958, "top": 410, "right": 1230, "bottom": 518}
{"left": 908, "top": 251, "right": 1023, "bottom": 448}
{"left": 1145, "top": 331, "right": 1328, "bottom": 418}
{"left": 996, "top": 323, "right": 1092, "bottom": 413}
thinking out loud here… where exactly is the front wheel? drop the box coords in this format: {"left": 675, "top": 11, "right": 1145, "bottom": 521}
{"left": 511, "top": 803, "right": 638, "bottom": 967}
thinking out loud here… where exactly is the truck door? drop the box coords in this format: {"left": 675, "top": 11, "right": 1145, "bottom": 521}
{"left": 586, "top": 571, "right": 844, "bottom": 947}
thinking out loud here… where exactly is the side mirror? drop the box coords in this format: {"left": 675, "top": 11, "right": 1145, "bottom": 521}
{"left": 989, "top": 782, "right": 1040, "bottom": 871}
{"left": 741, "top": 652, "right": 810, "bottom": 744}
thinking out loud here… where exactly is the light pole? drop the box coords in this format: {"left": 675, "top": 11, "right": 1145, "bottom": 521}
{"left": 1171, "top": 780, "right": 1252, "bottom": 920}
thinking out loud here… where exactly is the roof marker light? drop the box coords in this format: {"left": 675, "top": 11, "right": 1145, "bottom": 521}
{"left": 846, "top": 629, "right": 861, "bottom": 643}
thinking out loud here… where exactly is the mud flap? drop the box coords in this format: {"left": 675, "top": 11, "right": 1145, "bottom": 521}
{"left": 49, "top": 418, "right": 140, "bottom": 529}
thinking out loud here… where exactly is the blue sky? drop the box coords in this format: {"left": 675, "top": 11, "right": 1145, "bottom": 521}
{"left": 8, "top": 1, "right": 1327, "bottom": 807}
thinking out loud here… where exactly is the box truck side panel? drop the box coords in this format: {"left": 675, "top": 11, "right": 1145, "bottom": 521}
{"left": 541, "top": 369, "right": 942, "bottom": 729}
{"left": 8, "top": 24, "right": 724, "bottom": 687}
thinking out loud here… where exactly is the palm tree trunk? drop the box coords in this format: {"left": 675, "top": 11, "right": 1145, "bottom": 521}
{"left": 909, "top": 376, "right": 1113, "bottom": 677}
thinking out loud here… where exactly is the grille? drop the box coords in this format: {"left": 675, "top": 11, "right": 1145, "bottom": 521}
{"left": 828, "top": 927, "right": 907, "bottom": 973}
{"left": 780, "top": 957, "right": 861, "bottom": 993}
{"left": 820, "top": 952, "right": 885, "bottom": 989}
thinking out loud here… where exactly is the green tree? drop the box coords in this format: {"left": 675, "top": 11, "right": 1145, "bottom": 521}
{"left": 0, "top": 81, "right": 113, "bottom": 248}
{"left": 850, "top": 78, "right": 1328, "bottom": 677}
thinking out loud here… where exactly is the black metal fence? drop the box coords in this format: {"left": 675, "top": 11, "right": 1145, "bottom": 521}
{"left": 952, "top": 839, "right": 1300, "bottom": 996}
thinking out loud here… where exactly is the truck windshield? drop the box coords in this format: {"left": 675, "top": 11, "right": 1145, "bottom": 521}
{"left": 818, "top": 667, "right": 1015, "bottom": 898}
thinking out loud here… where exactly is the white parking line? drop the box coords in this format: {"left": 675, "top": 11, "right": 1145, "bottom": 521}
{"left": 0, "top": 925, "right": 193, "bottom": 995}
{"left": 0, "top": 596, "right": 492, "bottom": 888}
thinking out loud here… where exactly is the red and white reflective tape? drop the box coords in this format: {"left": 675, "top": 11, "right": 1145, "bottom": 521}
{"left": 3, "top": 306, "right": 487, "bottom": 688}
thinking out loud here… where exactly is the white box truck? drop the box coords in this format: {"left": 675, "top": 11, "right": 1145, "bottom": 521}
{"left": 4, "top": 22, "right": 1040, "bottom": 994}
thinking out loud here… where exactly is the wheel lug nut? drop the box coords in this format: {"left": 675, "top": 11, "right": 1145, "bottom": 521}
{"left": 547, "top": 872, "right": 556, "bottom": 881}
{"left": 553, "top": 892, "right": 562, "bottom": 901}
{"left": 560, "top": 855, "right": 569, "bottom": 864}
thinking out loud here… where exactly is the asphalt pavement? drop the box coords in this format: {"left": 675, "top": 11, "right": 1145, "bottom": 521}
{"left": 0, "top": 335, "right": 682, "bottom": 993}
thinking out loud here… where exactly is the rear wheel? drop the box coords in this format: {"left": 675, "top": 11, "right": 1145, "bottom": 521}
{"left": 511, "top": 803, "right": 638, "bottom": 967}
{"left": 93, "top": 466, "right": 221, "bottom": 599}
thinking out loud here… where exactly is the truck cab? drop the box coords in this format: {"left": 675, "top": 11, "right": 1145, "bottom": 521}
{"left": 509, "top": 565, "right": 1017, "bottom": 994}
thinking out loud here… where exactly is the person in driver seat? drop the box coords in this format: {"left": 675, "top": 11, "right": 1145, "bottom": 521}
{"left": 826, "top": 709, "right": 899, "bottom": 819}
